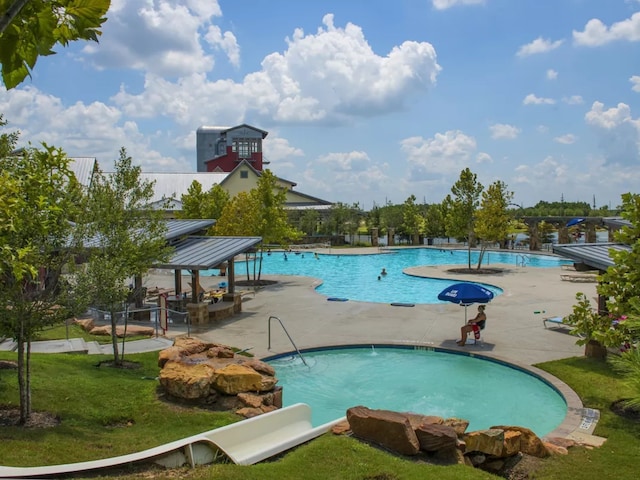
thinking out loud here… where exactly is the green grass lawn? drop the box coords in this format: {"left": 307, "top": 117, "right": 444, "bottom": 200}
{"left": 1, "top": 350, "right": 639, "bottom": 480}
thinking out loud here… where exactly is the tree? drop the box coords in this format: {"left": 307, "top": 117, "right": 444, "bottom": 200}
{"left": 298, "top": 209, "right": 320, "bottom": 236}
{"left": 178, "top": 181, "right": 229, "bottom": 223}
{"left": 446, "top": 168, "right": 483, "bottom": 268}
{"left": 253, "top": 170, "right": 301, "bottom": 248}
{"left": 423, "top": 203, "right": 446, "bottom": 241}
{"left": 1, "top": 122, "right": 82, "bottom": 423}
{"left": 475, "top": 181, "right": 513, "bottom": 268}
{"left": 75, "top": 148, "right": 170, "bottom": 366}
{"left": 249, "top": 170, "right": 301, "bottom": 279}
{"left": 214, "top": 171, "right": 301, "bottom": 282}
{"left": 598, "top": 193, "right": 640, "bottom": 319}
{"left": 564, "top": 193, "right": 640, "bottom": 363}
{"left": 213, "top": 191, "right": 260, "bottom": 237}
{"left": 401, "top": 195, "right": 424, "bottom": 245}
{"left": 322, "top": 202, "right": 350, "bottom": 236}
{"left": 0, "top": 0, "right": 111, "bottom": 89}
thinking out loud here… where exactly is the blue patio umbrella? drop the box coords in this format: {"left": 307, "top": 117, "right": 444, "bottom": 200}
{"left": 437, "top": 282, "right": 494, "bottom": 324}
{"left": 566, "top": 218, "right": 585, "bottom": 227}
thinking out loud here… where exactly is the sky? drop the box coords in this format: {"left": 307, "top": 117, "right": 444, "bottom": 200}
{"left": 1, "top": 0, "right": 640, "bottom": 210}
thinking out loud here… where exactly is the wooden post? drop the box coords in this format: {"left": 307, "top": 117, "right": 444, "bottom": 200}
{"left": 174, "top": 269, "right": 182, "bottom": 295}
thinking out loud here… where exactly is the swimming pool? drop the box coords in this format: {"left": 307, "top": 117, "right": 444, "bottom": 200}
{"left": 212, "top": 248, "right": 570, "bottom": 304}
{"left": 266, "top": 346, "right": 568, "bottom": 437}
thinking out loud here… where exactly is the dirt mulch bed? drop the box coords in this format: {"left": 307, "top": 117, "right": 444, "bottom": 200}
{"left": 447, "top": 267, "right": 505, "bottom": 275}
{"left": 235, "top": 279, "right": 278, "bottom": 287}
{"left": 0, "top": 408, "right": 60, "bottom": 428}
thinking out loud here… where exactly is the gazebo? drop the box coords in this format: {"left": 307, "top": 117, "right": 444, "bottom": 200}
{"left": 131, "top": 219, "right": 262, "bottom": 324}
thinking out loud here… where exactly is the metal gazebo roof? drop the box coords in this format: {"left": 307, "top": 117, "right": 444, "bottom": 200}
{"left": 155, "top": 236, "right": 262, "bottom": 270}
{"left": 552, "top": 243, "right": 631, "bottom": 272}
{"left": 164, "top": 219, "right": 216, "bottom": 242}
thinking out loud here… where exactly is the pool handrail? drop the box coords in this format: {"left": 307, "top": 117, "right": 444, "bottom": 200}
{"left": 268, "top": 315, "right": 308, "bottom": 366}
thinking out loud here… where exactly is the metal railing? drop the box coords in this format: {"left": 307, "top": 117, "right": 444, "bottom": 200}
{"left": 88, "top": 305, "right": 190, "bottom": 337}
{"left": 516, "top": 254, "right": 529, "bottom": 267}
{"left": 268, "top": 315, "right": 308, "bottom": 366}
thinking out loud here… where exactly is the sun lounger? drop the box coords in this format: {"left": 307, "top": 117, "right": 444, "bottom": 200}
{"left": 543, "top": 316, "right": 565, "bottom": 329}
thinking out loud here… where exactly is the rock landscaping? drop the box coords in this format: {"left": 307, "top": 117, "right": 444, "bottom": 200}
{"left": 157, "top": 337, "right": 281, "bottom": 418}
{"left": 74, "top": 317, "right": 155, "bottom": 337}
{"left": 338, "top": 406, "right": 576, "bottom": 473}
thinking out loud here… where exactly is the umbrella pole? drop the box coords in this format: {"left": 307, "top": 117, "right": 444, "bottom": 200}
{"left": 464, "top": 304, "right": 468, "bottom": 325}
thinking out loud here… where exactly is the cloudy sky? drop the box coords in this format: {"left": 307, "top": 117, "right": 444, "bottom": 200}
{"left": 1, "top": 0, "right": 639, "bottom": 209}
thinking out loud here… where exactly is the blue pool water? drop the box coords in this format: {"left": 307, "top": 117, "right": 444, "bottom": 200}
{"left": 210, "top": 248, "right": 569, "bottom": 304}
{"left": 267, "top": 346, "right": 567, "bottom": 436}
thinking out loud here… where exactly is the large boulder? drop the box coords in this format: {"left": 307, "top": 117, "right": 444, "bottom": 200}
{"left": 347, "top": 406, "right": 421, "bottom": 456}
{"left": 159, "top": 361, "right": 216, "bottom": 399}
{"left": 463, "top": 429, "right": 505, "bottom": 457}
{"left": 491, "top": 425, "right": 549, "bottom": 458}
{"left": 212, "top": 364, "right": 263, "bottom": 395}
{"left": 173, "top": 337, "right": 214, "bottom": 354}
{"left": 88, "top": 324, "right": 154, "bottom": 337}
{"left": 501, "top": 430, "right": 522, "bottom": 457}
{"left": 240, "top": 358, "right": 276, "bottom": 377}
{"left": 404, "top": 413, "right": 444, "bottom": 430}
{"left": 158, "top": 346, "right": 184, "bottom": 368}
{"left": 73, "top": 317, "right": 94, "bottom": 331}
{"left": 443, "top": 417, "right": 470, "bottom": 435}
{"left": 415, "top": 423, "right": 459, "bottom": 452}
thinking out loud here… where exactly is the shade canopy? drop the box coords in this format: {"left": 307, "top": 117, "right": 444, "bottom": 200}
{"left": 438, "top": 282, "right": 494, "bottom": 324}
{"left": 566, "top": 218, "right": 585, "bottom": 227}
{"left": 437, "top": 282, "right": 494, "bottom": 305}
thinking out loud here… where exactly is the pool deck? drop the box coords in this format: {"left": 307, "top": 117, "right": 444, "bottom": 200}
{"left": 153, "top": 248, "right": 592, "bottom": 366}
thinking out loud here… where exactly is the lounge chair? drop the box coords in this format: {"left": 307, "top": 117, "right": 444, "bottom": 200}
{"left": 543, "top": 316, "right": 565, "bottom": 329}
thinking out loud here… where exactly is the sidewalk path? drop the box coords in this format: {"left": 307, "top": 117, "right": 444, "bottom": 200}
{"left": 0, "top": 336, "right": 175, "bottom": 355}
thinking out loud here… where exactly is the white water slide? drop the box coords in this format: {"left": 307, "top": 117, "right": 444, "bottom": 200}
{"left": 0, "top": 404, "right": 344, "bottom": 479}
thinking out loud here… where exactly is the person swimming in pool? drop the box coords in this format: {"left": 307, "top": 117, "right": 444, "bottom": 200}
{"left": 457, "top": 305, "right": 487, "bottom": 346}
{"left": 381, "top": 268, "right": 387, "bottom": 276}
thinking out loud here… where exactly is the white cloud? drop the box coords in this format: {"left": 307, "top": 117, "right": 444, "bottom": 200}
{"left": 0, "top": 85, "right": 189, "bottom": 172}
{"left": 523, "top": 94, "right": 555, "bottom": 105}
{"left": 512, "top": 156, "right": 569, "bottom": 185}
{"left": 301, "top": 151, "right": 390, "bottom": 203}
{"left": 554, "top": 134, "right": 578, "bottom": 144}
{"left": 536, "top": 125, "right": 549, "bottom": 134}
{"left": 402, "top": 130, "right": 478, "bottom": 178}
{"left": 432, "top": 0, "right": 485, "bottom": 10}
{"left": 585, "top": 101, "right": 640, "bottom": 165}
{"left": 204, "top": 25, "right": 240, "bottom": 67}
{"left": 631, "top": 75, "right": 640, "bottom": 92}
{"left": 263, "top": 136, "right": 304, "bottom": 169}
{"left": 516, "top": 37, "right": 564, "bottom": 57}
{"left": 476, "top": 152, "right": 493, "bottom": 163}
{"left": 562, "top": 95, "right": 584, "bottom": 105}
{"left": 573, "top": 12, "right": 640, "bottom": 46}
{"left": 489, "top": 123, "right": 520, "bottom": 139}
{"left": 112, "top": 14, "right": 441, "bottom": 125}
{"left": 546, "top": 69, "right": 558, "bottom": 80}
{"left": 82, "top": 1, "right": 230, "bottom": 77}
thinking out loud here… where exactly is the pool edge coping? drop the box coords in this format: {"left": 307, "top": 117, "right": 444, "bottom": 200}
{"left": 262, "top": 341, "right": 584, "bottom": 441}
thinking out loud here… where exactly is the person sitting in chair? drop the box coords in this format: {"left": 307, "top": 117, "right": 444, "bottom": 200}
{"left": 457, "top": 305, "right": 486, "bottom": 346}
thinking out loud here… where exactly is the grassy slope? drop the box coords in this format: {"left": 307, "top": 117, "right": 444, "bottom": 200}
{"left": 1, "top": 351, "right": 639, "bottom": 479}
